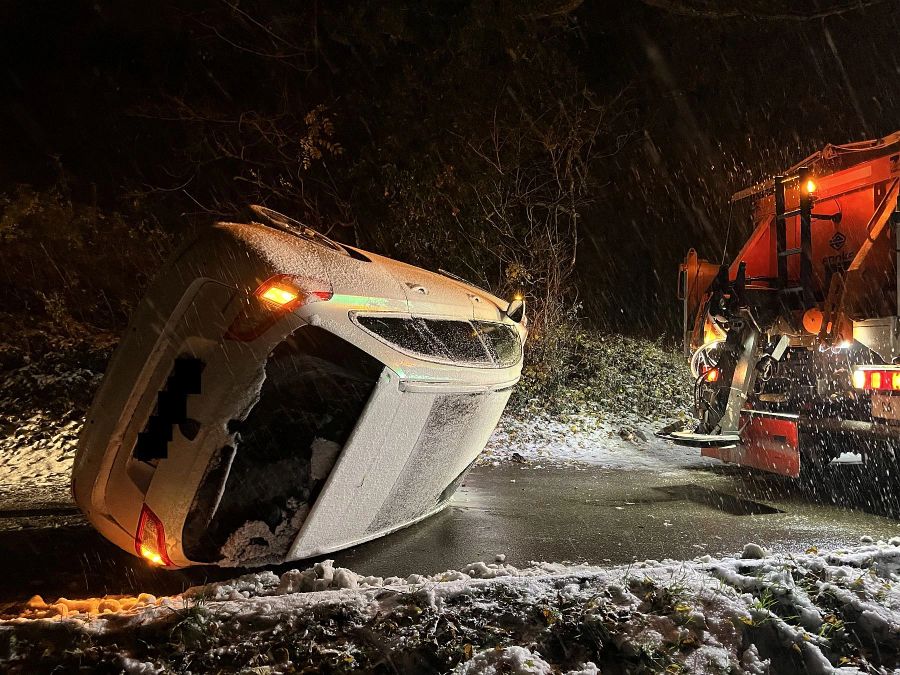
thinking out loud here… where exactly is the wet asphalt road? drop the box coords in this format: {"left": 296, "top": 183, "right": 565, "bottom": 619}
{"left": 2, "top": 460, "right": 899, "bottom": 611}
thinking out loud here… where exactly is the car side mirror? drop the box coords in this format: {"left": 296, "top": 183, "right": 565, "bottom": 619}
{"left": 506, "top": 298, "right": 525, "bottom": 323}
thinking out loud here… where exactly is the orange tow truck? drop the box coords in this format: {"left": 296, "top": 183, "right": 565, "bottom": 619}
{"left": 660, "top": 132, "right": 900, "bottom": 479}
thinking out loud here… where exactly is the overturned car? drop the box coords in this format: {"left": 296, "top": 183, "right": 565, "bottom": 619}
{"left": 72, "top": 206, "right": 526, "bottom": 568}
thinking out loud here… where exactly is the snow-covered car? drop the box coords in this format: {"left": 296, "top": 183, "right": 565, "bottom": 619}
{"left": 72, "top": 206, "right": 526, "bottom": 568}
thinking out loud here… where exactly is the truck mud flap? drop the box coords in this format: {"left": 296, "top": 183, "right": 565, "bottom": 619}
{"left": 702, "top": 411, "right": 800, "bottom": 478}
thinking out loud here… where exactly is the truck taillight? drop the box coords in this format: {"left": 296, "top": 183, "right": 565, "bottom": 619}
{"left": 135, "top": 504, "right": 173, "bottom": 567}
{"left": 852, "top": 368, "right": 900, "bottom": 392}
{"left": 225, "top": 274, "right": 333, "bottom": 341}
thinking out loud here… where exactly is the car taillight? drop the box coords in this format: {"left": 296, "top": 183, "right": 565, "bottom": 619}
{"left": 135, "top": 504, "right": 173, "bottom": 566}
{"left": 225, "top": 274, "right": 333, "bottom": 341}
{"left": 259, "top": 282, "right": 301, "bottom": 308}
{"left": 852, "top": 368, "right": 900, "bottom": 392}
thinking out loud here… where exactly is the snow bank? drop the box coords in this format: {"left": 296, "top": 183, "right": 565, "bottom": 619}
{"left": 454, "top": 646, "right": 555, "bottom": 674}
{"left": 5, "top": 543, "right": 900, "bottom": 673}
{"left": 20, "top": 593, "right": 162, "bottom": 619}
{"left": 0, "top": 412, "right": 79, "bottom": 495}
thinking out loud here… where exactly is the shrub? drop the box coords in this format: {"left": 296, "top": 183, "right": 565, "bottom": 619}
{"left": 513, "top": 325, "right": 692, "bottom": 419}
{"left": 0, "top": 183, "right": 172, "bottom": 336}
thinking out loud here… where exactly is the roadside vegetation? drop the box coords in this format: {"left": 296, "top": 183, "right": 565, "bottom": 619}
{"left": 0, "top": 184, "right": 171, "bottom": 337}
{"left": 512, "top": 327, "right": 691, "bottom": 418}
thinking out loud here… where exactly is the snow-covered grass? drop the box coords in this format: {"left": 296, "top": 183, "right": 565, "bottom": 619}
{"left": 482, "top": 412, "right": 712, "bottom": 471}
{"left": 4, "top": 542, "right": 900, "bottom": 673}
{"left": 487, "top": 333, "right": 703, "bottom": 471}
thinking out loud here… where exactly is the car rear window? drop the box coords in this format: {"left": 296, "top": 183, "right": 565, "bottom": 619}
{"left": 356, "top": 316, "right": 521, "bottom": 367}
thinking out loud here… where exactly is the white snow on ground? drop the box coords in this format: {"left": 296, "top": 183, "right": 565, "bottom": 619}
{"left": 0, "top": 412, "right": 79, "bottom": 512}
{"left": 0, "top": 412, "right": 78, "bottom": 490}
{"left": 5, "top": 543, "right": 900, "bottom": 673}
{"left": 482, "top": 412, "right": 714, "bottom": 471}
{"left": 0, "top": 336, "right": 109, "bottom": 509}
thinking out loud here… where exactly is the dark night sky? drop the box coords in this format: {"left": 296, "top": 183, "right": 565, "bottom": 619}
{"left": 2, "top": 0, "right": 899, "bottom": 333}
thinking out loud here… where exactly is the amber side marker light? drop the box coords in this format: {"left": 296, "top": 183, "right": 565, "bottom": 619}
{"left": 135, "top": 504, "right": 173, "bottom": 567}
{"left": 852, "top": 368, "right": 900, "bottom": 391}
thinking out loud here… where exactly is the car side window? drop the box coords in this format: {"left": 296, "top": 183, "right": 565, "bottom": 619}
{"left": 420, "top": 319, "right": 492, "bottom": 364}
{"left": 356, "top": 316, "right": 444, "bottom": 358}
{"left": 473, "top": 321, "right": 522, "bottom": 367}
{"left": 357, "top": 316, "right": 521, "bottom": 367}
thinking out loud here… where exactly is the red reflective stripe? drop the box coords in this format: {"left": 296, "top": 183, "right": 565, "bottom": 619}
{"left": 861, "top": 369, "right": 900, "bottom": 391}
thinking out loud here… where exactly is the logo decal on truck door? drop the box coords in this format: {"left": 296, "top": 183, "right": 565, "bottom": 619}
{"left": 829, "top": 232, "right": 846, "bottom": 251}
